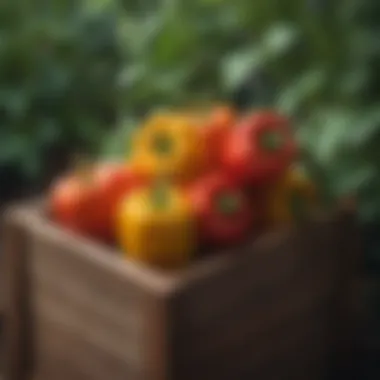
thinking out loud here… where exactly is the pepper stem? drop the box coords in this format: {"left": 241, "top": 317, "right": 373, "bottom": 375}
{"left": 260, "top": 131, "right": 284, "bottom": 152}
{"left": 153, "top": 133, "right": 173, "bottom": 155}
{"left": 217, "top": 193, "right": 241, "bottom": 215}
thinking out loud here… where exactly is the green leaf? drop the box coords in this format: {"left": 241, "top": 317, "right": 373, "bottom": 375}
{"left": 117, "top": 64, "right": 148, "bottom": 89}
{"left": 309, "top": 108, "right": 355, "bottom": 164}
{"left": 101, "top": 119, "right": 138, "bottom": 160}
{"left": 276, "top": 68, "right": 327, "bottom": 115}
{"left": 118, "top": 15, "right": 161, "bottom": 57}
{"left": 37, "top": 119, "right": 61, "bottom": 145}
{"left": 221, "top": 47, "right": 263, "bottom": 91}
{"left": 0, "top": 88, "right": 29, "bottom": 121}
{"left": 153, "top": 67, "right": 192, "bottom": 92}
{"left": 329, "top": 162, "right": 376, "bottom": 197}
{"left": 262, "top": 23, "right": 301, "bottom": 59}
{"left": 84, "top": 0, "right": 114, "bottom": 13}
{"left": 346, "top": 106, "right": 380, "bottom": 147}
{"left": 0, "top": 133, "right": 28, "bottom": 163}
{"left": 147, "top": 14, "right": 198, "bottom": 68}
{"left": 298, "top": 147, "right": 334, "bottom": 207}
{"left": 339, "top": 67, "right": 370, "bottom": 99}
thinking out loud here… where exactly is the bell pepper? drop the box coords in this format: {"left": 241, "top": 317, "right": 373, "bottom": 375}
{"left": 188, "top": 172, "right": 253, "bottom": 247}
{"left": 200, "top": 105, "right": 237, "bottom": 171}
{"left": 49, "top": 170, "right": 102, "bottom": 239}
{"left": 116, "top": 182, "right": 196, "bottom": 269}
{"left": 130, "top": 112, "right": 206, "bottom": 182}
{"left": 93, "top": 162, "right": 147, "bottom": 242}
{"left": 221, "top": 111, "right": 297, "bottom": 186}
{"left": 266, "top": 166, "right": 318, "bottom": 225}
{"left": 173, "top": 105, "right": 236, "bottom": 173}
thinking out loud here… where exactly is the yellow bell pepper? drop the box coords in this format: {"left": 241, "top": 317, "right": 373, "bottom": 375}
{"left": 130, "top": 112, "right": 206, "bottom": 182}
{"left": 266, "top": 166, "right": 318, "bottom": 225}
{"left": 116, "top": 183, "right": 196, "bottom": 269}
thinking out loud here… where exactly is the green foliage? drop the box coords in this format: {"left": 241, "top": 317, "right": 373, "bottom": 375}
{"left": 4, "top": 0, "right": 380, "bottom": 224}
{"left": 0, "top": 1, "right": 120, "bottom": 195}
{"left": 116, "top": 0, "right": 380, "bottom": 223}
{"left": 240, "top": 0, "right": 380, "bottom": 223}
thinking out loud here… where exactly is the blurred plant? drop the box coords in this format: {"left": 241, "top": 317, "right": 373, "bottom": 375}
{"left": 234, "top": 0, "right": 380, "bottom": 225}
{"left": 0, "top": 1, "right": 120, "bottom": 199}
{"left": 114, "top": 0, "right": 380, "bottom": 225}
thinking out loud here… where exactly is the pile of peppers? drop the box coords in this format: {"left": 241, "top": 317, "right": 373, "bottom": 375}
{"left": 49, "top": 106, "right": 318, "bottom": 269}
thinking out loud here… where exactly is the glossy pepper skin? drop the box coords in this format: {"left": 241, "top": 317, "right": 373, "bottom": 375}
{"left": 266, "top": 166, "right": 317, "bottom": 225}
{"left": 131, "top": 112, "right": 206, "bottom": 182}
{"left": 49, "top": 174, "right": 101, "bottom": 238}
{"left": 174, "top": 105, "right": 236, "bottom": 174}
{"left": 201, "top": 106, "right": 237, "bottom": 171}
{"left": 117, "top": 185, "right": 196, "bottom": 269}
{"left": 93, "top": 162, "right": 147, "bottom": 242}
{"left": 222, "top": 111, "right": 297, "bottom": 186}
{"left": 188, "top": 172, "right": 253, "bottom": 247}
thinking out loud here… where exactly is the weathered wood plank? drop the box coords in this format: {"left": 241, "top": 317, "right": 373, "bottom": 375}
{"left": 3, "top": 201, "right": 362, "bottom": 380}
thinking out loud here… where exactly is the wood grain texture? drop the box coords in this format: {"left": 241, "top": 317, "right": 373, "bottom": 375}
{"left": 27, "top": 218, "right": 168, "bottom": 380}
{"left": 3, "top": 202, "right": 362, "bottom": 380}
{"left": 3, "top": 202, "right": 175, "bottom": 380}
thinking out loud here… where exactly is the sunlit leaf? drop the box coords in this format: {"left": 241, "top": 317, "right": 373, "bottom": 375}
{"left": 276, "top": 68, "right": 327, "bottom": 115}
{"left": 221, "top": 47, "right": 264, "bottom": 91}
{"left": 101, "top": 119, "right": 138, "bottom": 159}
{"left": 84, "top": 0, "right": 114, "bottom": 13}
{"left": 262, "top": 23, "right": 301, "bottom": 58}
{"left": 306, "top": 108, "right": 355, "bottom": 164}
{"left": 346, "top": 106, "right": 380, "bottom": 146}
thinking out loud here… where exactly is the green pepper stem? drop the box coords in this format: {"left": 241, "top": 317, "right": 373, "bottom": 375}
{"left": 153, "top": 134, "right": 173, "bottom": 155}
{"left": 217, "top": 193, "right": 241, "bottom": 215}
{"left": 260, "top": 131, "right": 284, "bottom": 152}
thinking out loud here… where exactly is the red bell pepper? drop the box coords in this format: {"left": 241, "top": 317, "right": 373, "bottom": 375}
{"left": 221, "top": 111, "right": 297, "bottom": 186}
{"left": 201, "top": 106, "right": 236, "bottom": 171}
{"left": 93, "top": 162, "right": 147, "bottom": 241}
{"left": 188, "top": 172, "right": 253, "bottom": 247}
{"left": 50, "top": 161, "right": 147, "bottom": 243}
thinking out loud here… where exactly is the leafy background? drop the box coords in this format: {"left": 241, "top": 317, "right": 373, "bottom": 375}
{"left": 0, "top": 1, "right": 119, "bottom": 200}
{"left": 1, "top": 0, "right": 380, "bottom": 376}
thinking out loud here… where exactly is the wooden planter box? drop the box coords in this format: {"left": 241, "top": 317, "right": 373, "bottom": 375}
{"left": 3, "top": 200, "right": 362, "bottom": 380}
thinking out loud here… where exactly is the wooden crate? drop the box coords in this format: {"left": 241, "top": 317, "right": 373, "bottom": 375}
{"left": 2, "top": 200, "right": 362, "bottom": 380}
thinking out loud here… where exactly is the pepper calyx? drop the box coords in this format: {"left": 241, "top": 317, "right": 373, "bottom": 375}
{"left": 216, "top": 193, "right": 241, "bottom": 215}
{"left": 259, "top": 130, "right": 284, "bottom": 152}
{"left": 152, "top": 133, "right": 173, "bottom": 156}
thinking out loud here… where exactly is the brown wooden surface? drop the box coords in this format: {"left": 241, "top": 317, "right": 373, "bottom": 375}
{"left": 2, "top": 205, "right": 34, "bottom": 380}
{"left": 3, "top": 202, "right": 363, "bottom": 380}
{"left": 168, "top": 214, "right": 350, "bottom": 380}
{"left": 3, "top": 204, "right": 174, "bottom": 380}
